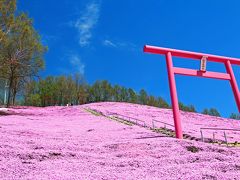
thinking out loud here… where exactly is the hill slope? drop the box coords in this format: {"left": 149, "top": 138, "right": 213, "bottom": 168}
{"left": 84, "top": 102, "right": 240, "bottom": 143}
{"left": 0, "top": 103, "right": 240, "bottom": 179}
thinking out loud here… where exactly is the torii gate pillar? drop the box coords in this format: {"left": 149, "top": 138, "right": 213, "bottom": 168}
{"left": 166, "top": 52, "right": 183, "bottom": 138}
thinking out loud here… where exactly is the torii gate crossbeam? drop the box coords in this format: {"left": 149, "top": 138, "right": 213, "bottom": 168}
{"left": 143, "top": 45, "right": 240, "bottom": 139}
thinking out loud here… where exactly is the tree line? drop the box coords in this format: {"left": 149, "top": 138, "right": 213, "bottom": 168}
{"left": 22, "top": 74, "right": 239, "bottom": 119}
{"left": 23, "top": 75, "right": 170, "bottom": 108}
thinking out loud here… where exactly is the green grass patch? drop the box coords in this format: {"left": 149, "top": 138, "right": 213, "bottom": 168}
{"left": 84, "top": 108, "right": 102, "bottom": 116}
{"left": 83, "top": 108, "right": 133, "bottom": 126}
{"left": 108, "top": 116, "right": 134, "bottom": 126}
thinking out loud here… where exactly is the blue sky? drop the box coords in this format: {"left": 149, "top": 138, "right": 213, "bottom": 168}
{"left": 18, "top": 0, "right": 240, "bottom": 117}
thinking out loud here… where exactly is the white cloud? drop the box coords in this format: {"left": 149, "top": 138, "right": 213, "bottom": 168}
{"left": 74, "top": 1, "right": 100, "bottom": 47}
{"left": 102, "top": 39, "right": 138, "bottom": 51}
{"left": 69, "top": 54, "right": 85, "bottom": 74}
{"left": 102, "top": 40, "right": 117, "bottom": 47}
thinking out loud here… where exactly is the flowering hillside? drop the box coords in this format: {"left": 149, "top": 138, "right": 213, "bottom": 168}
{"left": 0, "top": 103, "right": 240, "bottom": 179}
{"left": 84, "top": 102, "right": 240, "bottom": 143}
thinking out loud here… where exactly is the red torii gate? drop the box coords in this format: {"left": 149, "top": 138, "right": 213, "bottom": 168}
{"left": 143, "top": 45, "right": 240, "bottom": 139}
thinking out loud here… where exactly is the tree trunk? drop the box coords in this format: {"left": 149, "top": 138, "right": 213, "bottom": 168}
{"left": 6, "top": 76, "right": 13, "bottom": 108}
{"left": 12, "top": 89, "right": 17, "bottom": 105}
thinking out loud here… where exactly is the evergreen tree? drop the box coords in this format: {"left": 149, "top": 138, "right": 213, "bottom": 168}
{"left": 101, "top": 80, "right": 112, "bottom": 101}
{"left": 157, "top": 97, "right": 169, "bottom": 108}
{"left": 90, "top": 81, "right": 102, "bottom": 102}
{"left": 230, "top": 113, "right": 240, "bottom": 120}
{"left": 112, "top": 85, "right": 122, "bottom": 102}
{"left": 202, "top": 108, "right": 209, "bottom": 115}
{"left": 202, "top": 108, "right": 221, "bottom": 117}
{"left": 147, "top": 95, "right": 158, "bottom": 107}
{"left": 78, "top": 84, "right": 89, "bottom": 105}
{"left": 179, "top": 102, "right": 196, "bottom": 112}
{"left": 120, "top": 87, "right": 129, "bottom": 102}
{"left": 187, "top": 105, "right": 196, "bottom": 112}
{"left": 209, "top": 108, "right": 221, "bottom": 117}
{"left": 128, "top": 88, "right": 137, "bottom": 103}
{"left": 139, "top": 89, "right": 148, "bottom": 104}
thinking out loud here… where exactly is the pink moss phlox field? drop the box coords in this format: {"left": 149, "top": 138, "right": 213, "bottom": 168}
{"left": 0, "top": 103, "right": 240, "bottom": 179}
{"left": 84, "top": 102, "right": 240, "bottom": 142}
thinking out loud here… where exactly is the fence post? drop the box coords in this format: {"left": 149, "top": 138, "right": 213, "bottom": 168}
{"left": 224, "top": 131, "right": 228, "bottom": 146}
{"left": 213, "top": 132, "right": 215, "bottom": 143}
{"left": 200, "top": 129, "right": 204, "bottom": 142}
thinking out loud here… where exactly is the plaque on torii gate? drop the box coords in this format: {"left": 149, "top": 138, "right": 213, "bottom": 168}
{"left": 143, "top": 45, "right": 240, "bottom": 139}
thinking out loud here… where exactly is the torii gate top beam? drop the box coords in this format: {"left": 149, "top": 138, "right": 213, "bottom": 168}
{"left": 144, "top": 45, "right": 240, "bottom": 65}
